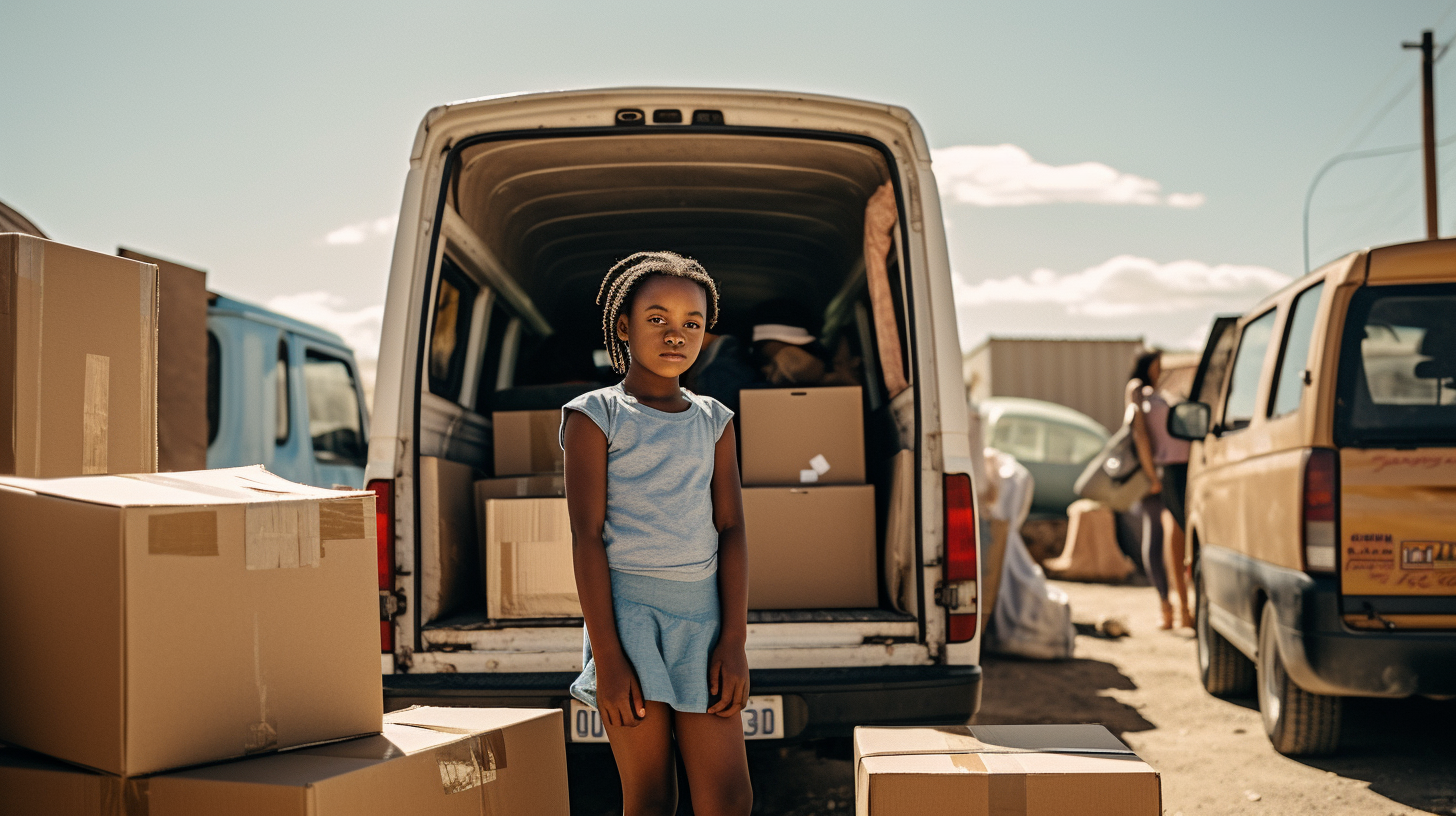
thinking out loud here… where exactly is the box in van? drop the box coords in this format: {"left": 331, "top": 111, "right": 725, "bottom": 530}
{"left": 1171, "top": 237, "right": 1456, "bottom": 756}
{"left": 0, "top": 466, "right": 381, "bottom": 775}
{"left": 742, "top": 485, "right": 878, "bottom": 608}
{"left": 739, "top": 386, "right": 866, "bottom": 485}
{"left": 368, "top": 88, "right": 982, "bottom": 738}
{"left": 1, "top": 234, "right": 158, "bottom": 478}
{"left": 492, "top": 408, "right": 564, "bottom": 476}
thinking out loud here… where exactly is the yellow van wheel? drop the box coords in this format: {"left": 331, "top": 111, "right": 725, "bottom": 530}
{"left": 1195, "top": 560, "right": 1253, "bottom": 696}
{"left": 1256, "top": 601, "right": 1341, "bottom": 755}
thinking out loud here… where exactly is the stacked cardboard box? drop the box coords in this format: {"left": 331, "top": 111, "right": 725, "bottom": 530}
{"left": 853, "top": 724, "right": 1161, "bottom": 816}
{"left": 738, "top": 386, "right": 877, "bottom": 609}
{"left": 1, "top": 234, "right": 159, "bottom": 478}
{"left": 476, "top": 408, "right": 578, "bottom": 619}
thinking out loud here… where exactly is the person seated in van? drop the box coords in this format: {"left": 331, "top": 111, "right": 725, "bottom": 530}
{"left": 562, "top": 251, "right": 752, "bottom": 816}
{"left": 747, "top": 298, "right": 861, "bottom": 387}
{"left": 1127, "top": 350, "right": 1193, "bottom": 630}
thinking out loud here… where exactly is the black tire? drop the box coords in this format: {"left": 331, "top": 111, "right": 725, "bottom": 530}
{"left": 1195, "top": 559, "right": 1254, "bottom": 696}
{"left": 1257, "top": 601, "right": 1341, "bottom": 756}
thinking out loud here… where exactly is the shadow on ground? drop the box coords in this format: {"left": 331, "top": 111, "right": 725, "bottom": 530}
{"left": 1300, "top": 695, "right": 1456, "bottom": 814}
{"left": 973, "top": 653, "right": 1155, "bottom": 737}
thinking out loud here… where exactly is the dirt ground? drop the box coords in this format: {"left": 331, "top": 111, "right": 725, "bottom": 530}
{"left": 569, "top": 579, "right": 1456, "bottom": 815}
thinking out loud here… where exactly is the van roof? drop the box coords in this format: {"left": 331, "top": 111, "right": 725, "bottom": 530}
{"left": 208, "top": 292, "right": 353, "bottom": 351}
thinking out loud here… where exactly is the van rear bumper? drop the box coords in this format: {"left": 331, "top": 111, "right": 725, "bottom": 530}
{"left": 384, "top": 665, "right": 982, "bottom": 740}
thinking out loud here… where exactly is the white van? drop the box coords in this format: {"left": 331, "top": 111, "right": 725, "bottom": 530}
{"left": 368, "top": 88, "right": 982, "bottom": 742}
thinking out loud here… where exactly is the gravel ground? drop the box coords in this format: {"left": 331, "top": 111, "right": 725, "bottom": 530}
{"left": 569, "top": 579, "right": 1455, "bottom": 815}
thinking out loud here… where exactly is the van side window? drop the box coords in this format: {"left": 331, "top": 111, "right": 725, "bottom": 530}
{"left": 304, "top": 351, "right": 367, "bottom": 467}
{"left": 1268, "top": 282, "right": 1324, "bottom": 418}
{"left": 428, "top": 257, "right": 478, "bottom": 402}
{"left": 206, "top": 330, "right": 221, "bottom": 446}
{"left": 275, "top": 338, "right": 291, "bottom": 445}
{"left": 1222, "top": 309, "right": 1277, "bottom": 431}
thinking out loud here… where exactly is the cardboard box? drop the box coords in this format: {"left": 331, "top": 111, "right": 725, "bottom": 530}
{"left": 492, "top": 410, "right": 563, "bottom": 476}
{"left": 421, "top": 456, "right": 482, "bottom": 622}
{"left": 474, "top": 474, "right": 565, "bottom": 501}
{"left": 1, "top": 234, "right": 159, "bottom": 477}
{"left": 481, "top": 497, "right": 581, "bottom": 618}
{"left": 739, "top": 387, "right": 864, "bottom": 486}
{"left": 0, "top": 707, "right": 569, "bottom": 816}
{"left": 119, "top": 248, "right": 209, "bottom": 473}
{"left": 742, "top": 485, "right": 877, "bottom": 609}
{"left": 854, "top": 724, "right": 1161, "bottom": 816}
{"left": 0, "top": 466, "right": 382, "bottom": 776}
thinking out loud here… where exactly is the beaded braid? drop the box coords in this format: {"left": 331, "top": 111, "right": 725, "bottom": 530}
{"left": 597, "top": 251, "right": 721, "bottom": 374}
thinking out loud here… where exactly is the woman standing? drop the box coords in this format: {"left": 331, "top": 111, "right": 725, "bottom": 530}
{"left": 1127, "top": 350, "right": 1193, "bottom": 630}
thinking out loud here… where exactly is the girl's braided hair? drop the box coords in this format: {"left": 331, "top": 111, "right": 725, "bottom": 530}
{"left": 597, "top": 251, "right": 720, "bottom": 374}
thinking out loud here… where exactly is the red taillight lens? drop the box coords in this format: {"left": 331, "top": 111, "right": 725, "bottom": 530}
{"left": 368, "top": 479, "right": 395, "bottom": 652}
{"left": 1302, "top": 449, "right": 1338, "bottom": 574}
{"left": 944, "top": 473, "right": 978, "bottom": 643}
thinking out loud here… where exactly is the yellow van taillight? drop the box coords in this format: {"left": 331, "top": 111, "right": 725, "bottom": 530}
{"left": 368, "top": 479, "right": 396, "bottom": 652}
{"left": 1303, "top": 449, "right": 1338, "bottom": 574}
{"left": 943, "top": 473, "right": 979, "bottom": 643}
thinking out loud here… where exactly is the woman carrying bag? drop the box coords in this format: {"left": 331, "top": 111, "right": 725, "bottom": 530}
{"left": 1126, "top": 351, "right": 1192, "bottom": 630}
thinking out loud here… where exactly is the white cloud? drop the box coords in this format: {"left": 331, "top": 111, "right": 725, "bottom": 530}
{"left": 265, "top": 291, "right": 384, "bottom": 358}
{"left": 323, "top": 215, "right": 395, "bottom": 245}
{"left": 953, "top": 255, "right": 1291, "bottom": 318}
{"left": 931, "top": 144, "right": 1204, "bottom": 208}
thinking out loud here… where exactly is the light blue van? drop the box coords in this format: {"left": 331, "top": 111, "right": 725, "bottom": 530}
{"left": 206, "top": 294, "right": 369, "bottom": 489}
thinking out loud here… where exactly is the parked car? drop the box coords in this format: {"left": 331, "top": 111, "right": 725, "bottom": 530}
{"left": 206, "top": 293, "right": 369, "bottom": 489}
{"left": 367, "top": 88, "right": 984, "bottom": 743}
{"left": 1171, "top": 237, "right": 1456, "bottom": 756}
{"left": 979, "top": 397, "right": 1108, "bottom": 518}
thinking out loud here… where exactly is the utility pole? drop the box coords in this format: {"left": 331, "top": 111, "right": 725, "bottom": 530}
{"left": 1404, "top": 29, "right": 1439, "bottom": 239}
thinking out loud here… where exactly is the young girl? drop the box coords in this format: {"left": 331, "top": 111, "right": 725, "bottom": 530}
{"left": 560, "top": 251, "right": 752, "bottom": 816}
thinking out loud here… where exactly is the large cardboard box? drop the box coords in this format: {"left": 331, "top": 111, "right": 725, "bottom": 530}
{"left": 119, "top": 248, "right": 209, "bottom": 472}
{"left": 742, "top": 485, "right": 877, "bottom": 609}
{"left": 739, "top": 387, "right": 864, "bottom": 485}
{"left": 0, "top": 466, "right": 382, "bottom": 776}
{"left": 1, "top": 234, "right": 159, "bottom": 477}
{"left": 421, "top": 456, "right": 482, "bottom": 622}
{"left": 493, "top": 410, "right": 563, "bottom": 476}
{"left": 480, "top": 497, "right": 581, "bottom": 618}
{"left": 0, "top": 707, "right": 570, "bottom": 816}
{"left": 854, "top": 724, "right": 1161, "bottom": 816}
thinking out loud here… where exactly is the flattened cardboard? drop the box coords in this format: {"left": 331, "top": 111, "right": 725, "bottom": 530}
{"left": 739, "top": 387, "right": 864, "bottom": 486}
{"left": 0, "top": 708, "right": 569, "bottom": 816}
{"left": 119, "top": 248, "right": 209, "bottom": 472}
{"left": 481, "top": 498, "right": 580, "bottom": 618}
{"left": 0, "top": 466, "right": 381, "bottom": 776}
{"left": 421, "top": 456, "right": 482, "bottom": 622}
{"left": 742, "top": 485, "right": 877, "bottom": 609}
{"left": 853, "top": 724, "right": 1160, "bottom": 816}
{"left": 492, "top": 410, "right": 563, "bottom": 476}
{"left": 0, "top": 234, "right": 159, "bottom": 477}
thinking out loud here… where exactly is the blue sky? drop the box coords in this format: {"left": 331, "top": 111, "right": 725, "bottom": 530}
{"left": 5, "top": 1, "right": 1456, "bottom": 363}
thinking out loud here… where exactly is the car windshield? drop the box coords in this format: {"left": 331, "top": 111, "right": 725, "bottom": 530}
{"left": 1336, "top": 282, "right": 1456, "bottom": 447}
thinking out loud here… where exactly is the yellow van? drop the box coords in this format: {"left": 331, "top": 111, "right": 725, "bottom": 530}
{"left": 1170, "top": 237, "right": 1456, "bottom": 756}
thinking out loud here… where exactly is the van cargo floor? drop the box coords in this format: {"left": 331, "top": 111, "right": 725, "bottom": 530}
{"left": 423, "top": 607, "right": 915, "bottom": 631}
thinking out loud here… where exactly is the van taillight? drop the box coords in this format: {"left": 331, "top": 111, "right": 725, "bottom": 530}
{"left": 368, "top": 479, "right": 396, "bottom": 652}
{"left": 943, "top": 473, "right": 979, "bottom": 643}
{"left": 1303, "top": 449, "right": 1338, "bottom": 574}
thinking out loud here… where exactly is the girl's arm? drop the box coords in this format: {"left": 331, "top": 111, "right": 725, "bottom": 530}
{"left": 563, "top": 410, "right": 645, "bottom": 727}
{"left": 706, "top": 420, "right": 751, "bottom": 717}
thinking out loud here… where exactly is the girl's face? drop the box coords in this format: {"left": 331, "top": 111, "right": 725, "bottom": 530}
{"left": 616, "top": 275, "right": 709, "bottom": 379}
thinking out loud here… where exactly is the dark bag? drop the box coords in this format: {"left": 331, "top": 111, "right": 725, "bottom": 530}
{"left": 1074, "top": 424, "right": 1150, "bottom": 512}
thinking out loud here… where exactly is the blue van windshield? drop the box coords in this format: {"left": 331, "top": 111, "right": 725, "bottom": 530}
{"left": 1335, "top": 283, "right": 1456, "bottom": 447}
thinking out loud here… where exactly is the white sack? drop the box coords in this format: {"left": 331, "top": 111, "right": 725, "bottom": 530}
{"left": 985, "top": 449, "right": 1076, "bottom": 660}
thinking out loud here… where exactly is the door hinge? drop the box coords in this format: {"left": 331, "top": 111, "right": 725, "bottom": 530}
{"left": 380, "top": 589, "right": 407, "bottom": 621}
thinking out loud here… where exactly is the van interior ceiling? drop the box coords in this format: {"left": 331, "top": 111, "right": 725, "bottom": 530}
{"left": 417, "top": 131, "right": 919, "bottom": 628}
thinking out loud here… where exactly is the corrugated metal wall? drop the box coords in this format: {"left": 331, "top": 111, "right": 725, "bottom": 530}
{"left": 964, "top": 338, "right": 1145, "bottom": 433}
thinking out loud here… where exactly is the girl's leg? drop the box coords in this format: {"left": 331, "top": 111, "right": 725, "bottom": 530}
{"left": 1137, "top": 494, "right": 1171, "bottom": 627}
{"left": 1163, "top": 508, "right": 1192, "bottom": 627}
{"left": 603, "top": 701, "right": 678, "bottom": 816}
{"left": 674, "top": 710, "right": 753, "bottom": 816}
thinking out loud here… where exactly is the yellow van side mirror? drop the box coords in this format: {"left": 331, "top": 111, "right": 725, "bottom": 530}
{"left": 1169, "top": 401, "right": 1211, "bottom": 440}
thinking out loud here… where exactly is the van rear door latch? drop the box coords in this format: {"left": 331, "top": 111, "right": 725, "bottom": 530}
{"left": 380, "top": 589, "right": 407, "bottom": 620}
{"left": 935, "top": 581, "right": 977, "bottom": 614}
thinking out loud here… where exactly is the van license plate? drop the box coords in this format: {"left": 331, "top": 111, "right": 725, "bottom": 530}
{"left": 568, "top": 696, "right": 785, "bottom": 742}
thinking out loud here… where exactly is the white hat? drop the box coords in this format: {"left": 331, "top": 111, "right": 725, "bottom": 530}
{"left": 752, "top": 323, "right": 815, "bottom": 345}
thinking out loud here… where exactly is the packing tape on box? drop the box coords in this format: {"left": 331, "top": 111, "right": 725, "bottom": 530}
{"left": 247, "top": 613, "right": 279, "bottom": 755}
{"left": 15, "top": 236, "right": 43, "bottom": 475}
{"left": 138, "top": 263, "right": 157, "bottom": 472}
{"left": 100, "top": 777, "right": 150, "bottom": 816}
{"left": 245, "top": 501, "right": 321, "bottom": 569}
{"left": 319, "top": 495, "right": 372, "bottom": 541}
{"left": 148, "top": 510, "right": 219, "bottom": 556}
{"left": 83, "top": 353, "right": 109, "bottom": 474}
{"left": 391, "top": 719, "right": 510, "bottom": 794}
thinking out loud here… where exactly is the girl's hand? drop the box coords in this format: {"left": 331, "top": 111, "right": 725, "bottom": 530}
{"left": 595, "top": 652, "right": 646, "bottom": 727}
{"left": 705, "top": 640, "right": 750, "bottom": 718}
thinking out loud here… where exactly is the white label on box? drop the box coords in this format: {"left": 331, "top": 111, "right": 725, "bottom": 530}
{"left": 799, "top": 469, "right": 819, "bottom": 483}
{"left": 809, "top": 454, "right": 831, "bottom": 475}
